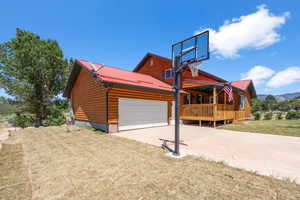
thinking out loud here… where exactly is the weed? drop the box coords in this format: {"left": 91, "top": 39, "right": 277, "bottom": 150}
{"left": 217, "top": 160, "right": 226, "bottom": 165}
{"left": 224, "top": 173, "right": 234, "bottom": 179}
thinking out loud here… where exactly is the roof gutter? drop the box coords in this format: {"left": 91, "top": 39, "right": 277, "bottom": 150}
{"left": 184, "top": 79, "right": 225, "bottom": 87}
{"left": 103, "top": 81, "right": 187, "bottom": 95}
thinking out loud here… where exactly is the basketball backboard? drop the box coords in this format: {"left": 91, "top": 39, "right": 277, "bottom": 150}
{"left": 172, "top": 30, "right": 209, "bottom": 67}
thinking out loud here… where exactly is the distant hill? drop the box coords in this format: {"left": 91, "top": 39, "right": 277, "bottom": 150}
{"left": 258, "top": 92, "right": 300, "bottom": 102}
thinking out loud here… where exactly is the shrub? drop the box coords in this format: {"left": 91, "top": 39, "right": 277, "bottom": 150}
{"left": 253, "top": 112, "right": 261, "bottom": 120}
{"left": 277, "top": 112, "right": 283, "bottom": 120}
{"left": 44, "top": 109, "right": 66, "bottom": 126}
{"left": 286, "top": 111, "right": 300, "bottom": 120}
{"left": 264, "top": 112, "right": 273, "bottom": 120}
{"left": 251, "top": 99, "right": 263, "bottom": 113}
{"left": 44, "top": 99, "right": 68, "bottom": 126}
{"left": 14, "top": 113, "right": 35, "bottom": 128}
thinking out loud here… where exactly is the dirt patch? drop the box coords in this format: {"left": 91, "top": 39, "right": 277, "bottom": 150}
{"left": 1, "top": 126, "right": 300, "bottom": 200}
{"left": 0, "top": 143, "right": 32, "bottom": 200}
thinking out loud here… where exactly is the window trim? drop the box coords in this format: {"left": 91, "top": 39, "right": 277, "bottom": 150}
{"left": 240, "top": 95, "right": 245, "bottom": 110}
{"left": 197, "top": 95, "right": 203, "bottom": 104}
{"left": 188, "top": 94, "right": 191, "bottom": 104}
{"left": 184, "top": 94, "right": 191, "bottom": 104}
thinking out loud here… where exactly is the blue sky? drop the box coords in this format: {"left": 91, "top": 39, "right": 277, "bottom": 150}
{"left": 1, "top": 0, "right": 300, "bottom": 97}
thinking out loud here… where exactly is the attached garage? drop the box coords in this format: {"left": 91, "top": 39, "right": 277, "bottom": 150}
{"left": 118, "top": 98, "right": 168, "bottom": 131}
{"left": 64, "top": 59, "right": 181, "bottom": 133}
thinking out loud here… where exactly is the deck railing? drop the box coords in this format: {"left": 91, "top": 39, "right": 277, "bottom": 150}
{"left": 181, "top": 104, "right": 214, "bottom": 121}
{"left": 215, "top": 104, "right": 235, "bottom": 120}
{"left": 181, "top": 104, "right": 249, "bottom": 121}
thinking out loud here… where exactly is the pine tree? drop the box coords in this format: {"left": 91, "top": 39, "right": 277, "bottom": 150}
{"left": 0, "top": 28, "right": 71, "bottom": 126}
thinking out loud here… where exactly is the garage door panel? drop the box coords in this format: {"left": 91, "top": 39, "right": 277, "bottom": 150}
{"left": 119, "top": 98, "right": 168, "bottom": 131}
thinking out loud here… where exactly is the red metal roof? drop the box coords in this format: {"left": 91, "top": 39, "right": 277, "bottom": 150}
{"left": 231, "top": 80, "right": 252, "bottom": 91}
{"left": 76, "top": 59, "right": 178, "bottom": 93}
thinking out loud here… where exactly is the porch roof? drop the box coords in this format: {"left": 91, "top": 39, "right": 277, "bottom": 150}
{"left": 183, "top": 79, "right": 244, "bottom": 94}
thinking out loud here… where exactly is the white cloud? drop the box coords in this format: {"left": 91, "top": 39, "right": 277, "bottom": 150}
{"left": 267, "top": 67, "right": 300, "bottom": 88}
{"left": 197, "top": 5, "right": 290, "bottom": 58}
{"left": 241, "top": 65, "right": 275, "bottom": 85}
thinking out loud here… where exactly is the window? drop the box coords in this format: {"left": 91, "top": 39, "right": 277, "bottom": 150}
{"left": 150, "top": 59, "right": 154, "bottom": 66}
{"left": 197, "top": 95, "right": 203, "bottom": 104}
{"left": 209, "top": 96, "right": 213, "bottom": 104}
{"left": 164, "top": 68, "right": 174, "bottom": 79}
{"left": 184, "top": 94, "right": 191, "bottom": 104}
{"left": 240, "top": 95, "right": 245, "bottom": 109}
{"left": 209, "top": 96, "right": 218, "bottom": 104}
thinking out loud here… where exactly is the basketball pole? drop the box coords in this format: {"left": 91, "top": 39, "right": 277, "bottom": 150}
{"left": 174, "top": 56, "right": 182, "bottom": 156}
{"left": 173, "top": 56, "right": 198, "bottom": 156}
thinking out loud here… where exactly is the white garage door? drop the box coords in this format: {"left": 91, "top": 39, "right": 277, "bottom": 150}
{"left": 119, "top": 98, "right": 168, "bottom": 131}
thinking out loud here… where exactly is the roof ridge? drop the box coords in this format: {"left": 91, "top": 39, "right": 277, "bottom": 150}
{"left": 76, "top": 58, "right": 158, "bottom": 79}
{"left": 146, "top": 52, "right": 171, "bottom": 61}
{"left": 231, "top": 79, "right": 252, "bottom": 82}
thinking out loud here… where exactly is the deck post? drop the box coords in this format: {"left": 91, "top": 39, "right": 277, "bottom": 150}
{"left": 199, "top": 120, "right": 202, "bottom": 127}
{"left": 213, "top": 87, "right": 217, "bottom": 124}
{"left": 213, "top": 121, "right": 216, "bottom": 127}
{"left": 213, "top": 87, "right": 217, "bottom": 104}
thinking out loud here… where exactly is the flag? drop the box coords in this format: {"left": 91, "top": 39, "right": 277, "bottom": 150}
{"left": 223, "top": 84, "right": 233, "bottom": 102}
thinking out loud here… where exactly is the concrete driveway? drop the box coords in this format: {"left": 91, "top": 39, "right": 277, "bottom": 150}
{"left": 115, "top": 125, "right": 300, "bottom": 183}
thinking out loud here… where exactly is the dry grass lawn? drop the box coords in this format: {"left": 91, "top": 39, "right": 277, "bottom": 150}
{"left": 1, "top": 126, "right": 300, "bottom": 200}
{"left": 0, "top": 143, "right": 31, "bottom": 200}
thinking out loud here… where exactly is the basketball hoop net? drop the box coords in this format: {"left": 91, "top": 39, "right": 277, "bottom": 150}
{"left": 188, "top": 62, "right": 202, "bottom": 77}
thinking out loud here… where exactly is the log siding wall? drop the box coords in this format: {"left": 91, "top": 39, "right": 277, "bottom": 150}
{"left": 71, "top": 69, "right": 107, "bottom": 123}
{"left": 135, "top": 55, "right": 226, "bottom": 87}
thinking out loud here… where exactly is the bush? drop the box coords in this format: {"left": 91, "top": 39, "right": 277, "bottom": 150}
{"left": 251, "top": 99, "right": 263, "bottom": 113}
{"left": 286, "top": 111, "right": 300, "bottom": 120}
{"left": 14, "top": 113, "right": 35, "bottom": 128}
{"left": 44, "top": 99, "right": 68, "bottom": 126}
{"left": 264, "top": 112, "right": 273, "bottom": 120}
{"left": 253, "top": 112, "right": 261, "bottom": 120}
{"left": 277, "top": 112, "right": 283, "bottom": 120}
{"left": 44, "top": 109, "right": 66, "bottom": 126}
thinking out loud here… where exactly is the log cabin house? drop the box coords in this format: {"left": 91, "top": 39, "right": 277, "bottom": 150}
{"left": 64, "top": 53, "right": 256, "bottom": 133}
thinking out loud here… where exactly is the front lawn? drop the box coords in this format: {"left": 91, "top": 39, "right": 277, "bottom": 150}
{"left": 1, "top": 126, "right": 299, "bottom": 200}
{"left": 220, "top": 120, "right": 300, "bottom": 137}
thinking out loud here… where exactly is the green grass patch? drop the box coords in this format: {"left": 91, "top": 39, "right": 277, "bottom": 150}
{"left": 0, "top": 114, "right": 14, "bottom": 121}
{"left": 75, "top": 125, "right": 106, "bottom": 135}
{"left": 220, "top": 120, "right": 300, "bottom": 137}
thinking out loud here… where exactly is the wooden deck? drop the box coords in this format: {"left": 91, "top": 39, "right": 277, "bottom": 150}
{"left": 181, "top": 104, "right": 251, "bottom": 124}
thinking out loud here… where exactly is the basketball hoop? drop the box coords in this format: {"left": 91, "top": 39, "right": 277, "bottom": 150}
{"left": 171, "top": 30, "right": 209, "bottom": 156}
{"left": 188, "top": 62, "right": 202, "bottom": 77}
